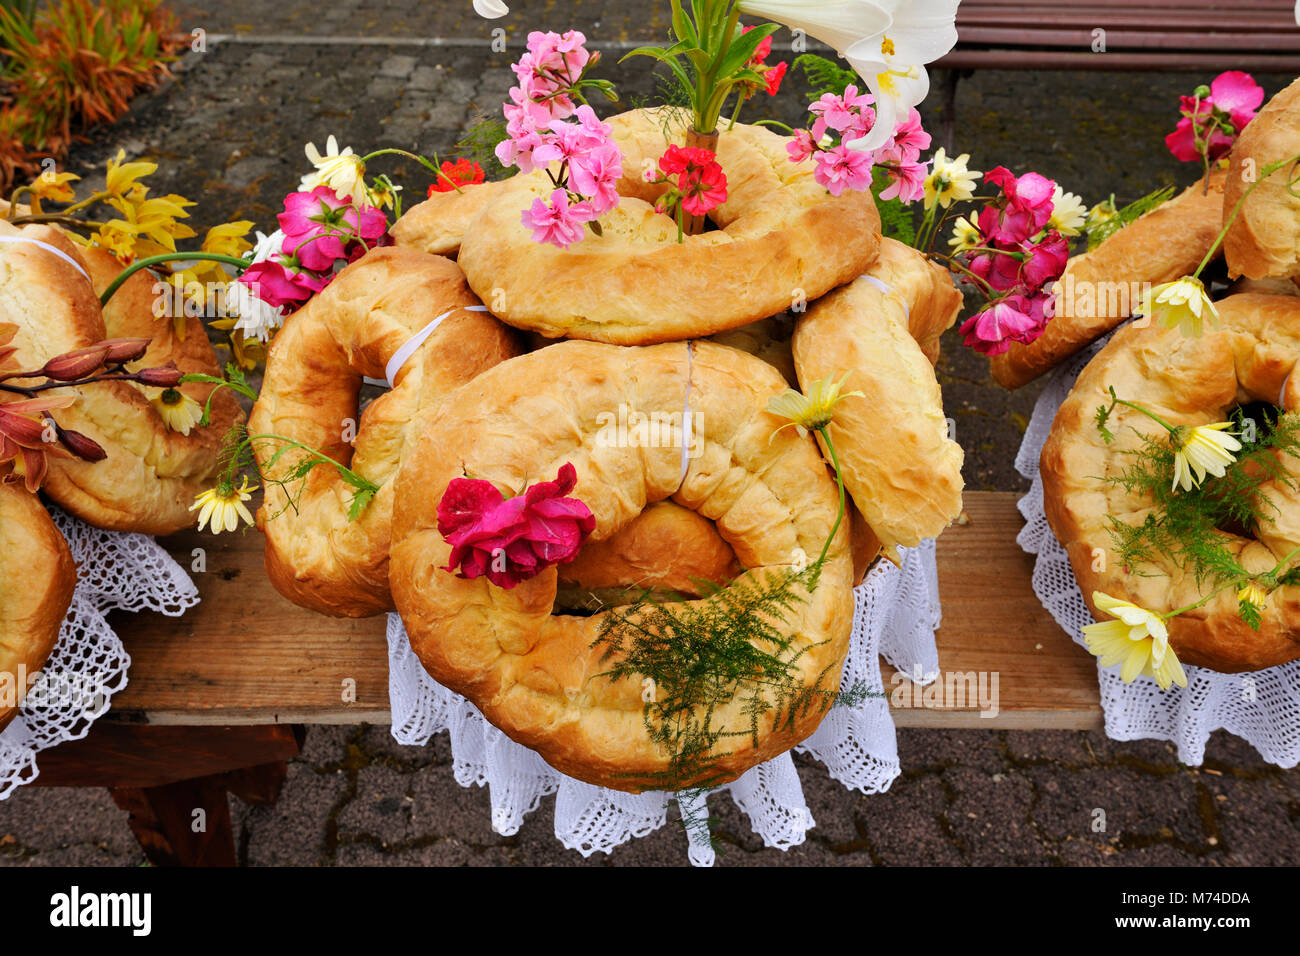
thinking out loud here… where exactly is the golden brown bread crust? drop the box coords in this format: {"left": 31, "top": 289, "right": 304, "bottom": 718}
{"left": 248, "top": 246, "right": 522, "bottom": 618}
{"left": 0, "top": 223, "right": 243, "bottom": 534}
{"left": 555, "top": 500, "right": 741, "bottom": 608}
{"left": 1225, "top": 77, "right": 1300, "bottom": 279}
{"left": 1040, "top": 293, "right": 1300, "bottom": 672}
{"left": 453, "top": 109, "right": 882, "bottom": 345}
{"left": 390, "top": 340, "right": 854, "bottom": 791}
{"left": 0, "top": 483, "right": 75, "bottom": 732}
{"left": 706, "top": 314, "right": 797, "bottom": 384}
{"left": 991, "top": 170, "right": 1228, "bottom": 390}
{"left": 862, "top": 236, "right": 962, "bottom": 364}
{"left": 390, "top": 182, "right": 501, "bottom": 256}
{"left": 793, "top": 276, "right": 965, "bottom": 561}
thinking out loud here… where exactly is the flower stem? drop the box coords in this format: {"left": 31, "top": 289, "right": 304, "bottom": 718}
{"left": 816, "top": 425, "right": 848, "bottom": 568}
{"left": 100, "top": 253, "right": 250, "bottom": 308}
{"left": 1193, "top": 150, "right": 1300, "bottom": 278}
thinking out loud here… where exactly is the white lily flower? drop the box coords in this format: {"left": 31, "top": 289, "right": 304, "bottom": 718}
{"left": 473, "top": 0, "right": 510, "bottom": 18}
{"left": 843, "top": 0, "right": 960, "bottom": 151}
{"left": 738, "top": 0, "right": 893, "bottom": 67}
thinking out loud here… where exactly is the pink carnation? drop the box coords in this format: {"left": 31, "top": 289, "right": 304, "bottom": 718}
{"left": 787, "top": 128, "right": 816, "bottom": 163}
{"left": 958, "top": 296, "right": 1041, "bottom": 355}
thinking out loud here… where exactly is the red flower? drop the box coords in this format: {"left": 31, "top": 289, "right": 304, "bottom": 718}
{"left": 429, "top": 158, "right": 486, "bottom": 195}
{"left": 658, "top": 146, "right": 729, "bottom": 218}
{"left": 764, "top": 61, "right": 788, "bottom": 96}
{"left": 680, "top": 161, "right": 729, "bottom": 216}
{"left": 437, "top": 462, "right": 595, "bottom": 589}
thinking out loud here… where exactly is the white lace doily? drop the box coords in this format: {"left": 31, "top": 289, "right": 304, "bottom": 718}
{"left": 387, "top": 540, "right": 941, "bottom": 866}
{"left": 0, "top": 508, "right": 200, "bottom": 798}
{"left": 1016, "top": 339, "right": 1300, "bottom": 768}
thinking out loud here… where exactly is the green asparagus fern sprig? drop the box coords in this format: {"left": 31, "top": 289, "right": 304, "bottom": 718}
{"left": 1096, "top": 396, "right": 1300, "bottom": 626}
{"left": 1084, "top": 186, "right": 1175, "bottom": 251}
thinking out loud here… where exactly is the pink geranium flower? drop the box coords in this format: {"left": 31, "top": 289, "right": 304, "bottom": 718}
{"left": 809, "top": 84, "right": 874, "bottom": 141}
{"left": 521, "top": 189, "right": 597, "bottom": 248}
{"left": 787, "top": 128, "right": 816, "bottom": 163}
{"left": 437, "top": 462, "right": 596, "bottom": 589}
{"left": 889, "top": 108, "right": 931, "bottom": 161}
{"left": 876, "top": 147, "right": 927, "bottom": 203}
{"left": 813, "top": 143, "right": 875, "bottom": 197}
{"left": 568, "top": 140, "right": 624, "bottom": 215}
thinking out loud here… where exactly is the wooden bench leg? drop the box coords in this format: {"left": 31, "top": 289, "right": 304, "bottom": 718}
{"left": 109, "top": 755, "right": 293, "bottom": 867}
{"left": 30, "top": 722, "right": 305, "bottom": 866}
{"left": 938, "top": 68, "right": 971, "bottom": 153}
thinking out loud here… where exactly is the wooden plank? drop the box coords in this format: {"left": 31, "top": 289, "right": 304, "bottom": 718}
{"left": 937, "top": 50, "right": 1300, "bottom": 71}
{"left": 888, "top": 493, "right": 1103, "bottom": 729}
{"left": 30, "top": 723, "right": 304, "bottom": 788}
{"left": 101, "top": 491, "right": 1104, "bottom": 729}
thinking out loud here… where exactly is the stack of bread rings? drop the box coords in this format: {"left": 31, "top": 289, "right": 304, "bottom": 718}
{"left": 0, "top": 217, "right": 244, "bottom": 724}
{"left": 253, "top": 107, "right": 966, "bottom": 790}
{"left": 1026, "top": 79, "right": 1300, "bottom": 674}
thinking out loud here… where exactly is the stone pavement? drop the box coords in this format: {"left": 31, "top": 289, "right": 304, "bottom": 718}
{"left": 3, "top": 726, "right": 1297, "bottom": 866}
{"left": 0, "top": 0, "right": 1297, "bottom": 866}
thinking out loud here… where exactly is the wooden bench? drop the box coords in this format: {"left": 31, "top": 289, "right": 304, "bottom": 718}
{"left": 26, "top": 490, "right": 1103, "bottom": 864}
{"left": 934, "top": 0, "right": 1300, "bottom": 147}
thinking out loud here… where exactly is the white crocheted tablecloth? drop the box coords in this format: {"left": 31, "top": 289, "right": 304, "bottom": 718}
{"left": 0, "top": 509, "right": 199, "bottom": 799}
{"left": 387, "top": 540, "right": 942, "bottom": 866}
{"left": 1015, "top": 339, "right": 1300, "bottom": 768}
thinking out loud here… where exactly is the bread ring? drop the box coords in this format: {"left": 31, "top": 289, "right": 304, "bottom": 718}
{"left": 248, "top": 246, "right": 522, "bottom": 618}
{"left": 0, "top": 223, "right": 243, "bottom": 534}
{"left": 793, "top": 276, "right": 965, "bottom": 562}
{"left": 555, "top": 500, "right": 742, "bottom": 610}
{"left": 0, "top": 483, "right": 75, "bottom": 732}
{"left": 1041, "top": 293, "right": 1300, "bottom": 672}
{"left": 860, "top": 237, "right": 962, "bottom": 364}
{"left": 991, "top": 170, "right": 1228, "bottom": 389}
{"left": 448, "top": 108, "right": 880, "bottom": 345}
{"left": 1225, "top": 77, "right": 1300, "bottom": 280}
{"left": 390, "top": 339, "right": 854, "bottom": 791}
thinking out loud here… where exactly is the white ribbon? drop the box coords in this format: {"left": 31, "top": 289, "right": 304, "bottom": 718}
{"left": 858, "top": 273, "right": 909, "bottom": 322}
{"left": 384, "top": 304, "right": 489, "bottom": 389}
{"left": 680, "top": 341, "right": 694, "bottom": 487}
{"left": 0, "top": 235, "right": 92, "bottom": 282}
{"left": 1280, "top": 367, "right": 1294, "bottom": 410}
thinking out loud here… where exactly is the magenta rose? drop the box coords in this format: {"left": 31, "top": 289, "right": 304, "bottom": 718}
{"left": 437, "top": 462, "right": 596, "bottom": 589}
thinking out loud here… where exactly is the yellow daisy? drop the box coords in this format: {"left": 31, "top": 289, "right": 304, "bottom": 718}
{"left": 1048, "top": 185, "right": 1087, "bottom": 236}
{"left": 1083, "top": 591, "right": 1188, "bottom": 690}
{"left": 1138, "top": 276, "right": 1219, "bottom": 338}
{"left": 948, "top": 215, "right": 980, "bottom": 253}
{"left": 190, "top": 476, "right": 257, "bottom": 534}
{"left": 766, "top": 373, "right": 863, "bottom": 439}
{"left": 1171, "top": 422, "right": 1241, "bottom": 492}
{"left": 301, "top": 136, "right": 370, "bottom": 206}
{"left": 923, "top": 148, "right": 981, "bottom": 211}
{"left": 150, "top": 388, "right": 204, "bottom": 436}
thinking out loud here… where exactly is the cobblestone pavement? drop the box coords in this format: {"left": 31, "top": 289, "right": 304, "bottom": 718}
{"left": 0, "top": 1, "right": 1296, "bottom": 866}
{"left": 3, "top": 726, "right": 1297, "bottom": 866}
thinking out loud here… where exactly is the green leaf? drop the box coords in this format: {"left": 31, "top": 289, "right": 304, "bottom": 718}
{"left": 1085, "top": 186, "right": 1175, "bottom": 251}
{"left": 714, "top": 22, "right": 780, "bottom": 80}
{"left": 871, "top": 168, "right": 915, "bottom": 245}
{"left": 792, "top": 53, "right": 859, "bottom": 101}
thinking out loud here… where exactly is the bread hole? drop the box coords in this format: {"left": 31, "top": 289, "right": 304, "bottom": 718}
{"left": 552, "top": 501, "right": 741, "bottom": 616}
